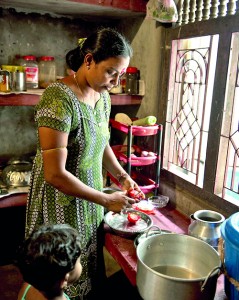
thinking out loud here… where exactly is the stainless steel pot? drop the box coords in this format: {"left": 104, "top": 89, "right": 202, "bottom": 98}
{"left": 136, "top": 233, "right": 221, "bottom": 300}
{"left": 188, "top": 210, "right": 225, "bottom": 250}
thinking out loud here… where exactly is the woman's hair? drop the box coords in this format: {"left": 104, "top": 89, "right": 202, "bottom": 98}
{"left": 15, "top": 223, "right": 81, "bottom": 298}
{"left": 66, "top": 27, "right": 133, "bottom": 72}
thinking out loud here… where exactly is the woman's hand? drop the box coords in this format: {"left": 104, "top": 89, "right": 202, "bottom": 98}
{"left": 120, "top": 174, "right": 145, "bottom": 202}
{"left": 105, "top": 191, "right": 136, "bottom": 213}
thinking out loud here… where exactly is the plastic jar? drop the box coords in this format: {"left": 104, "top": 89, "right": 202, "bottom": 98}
{"left": 21, "top": 55, "right": 39, "bottom": 89}
{"left": 38, "top": 56, "right": 56, "bottom": 88}
{"left": 125, "top": 66, "right": 138, "bottom": 95}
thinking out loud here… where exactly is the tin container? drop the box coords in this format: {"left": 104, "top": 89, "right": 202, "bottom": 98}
{"left": 0, "top": 70, "right": 11, "bottom": 92}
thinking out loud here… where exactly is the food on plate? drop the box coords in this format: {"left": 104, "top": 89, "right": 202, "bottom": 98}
{"left": 132, "top": 200, "right": 155, "bottom": 214}
{"left": 127, "top": 212, "right": 141, "bottom": 224}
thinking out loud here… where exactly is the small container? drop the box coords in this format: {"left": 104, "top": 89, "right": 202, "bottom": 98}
{"left": 125, "top": 66, "right": 138, "bottom": 95}
{"left": 21, "top": 55, "right": 39, "bottom": 89}
{"left": 38, "top": 56, "right": 56, "bottom": 88}
{"left": 0, "top": 70, "right": 11, "bottom": 92}
{"left": 148, "top": 195, "right": 169, "bottom": 208}
{"left": 2, "top": 65, "right": 26, "bottom": 91}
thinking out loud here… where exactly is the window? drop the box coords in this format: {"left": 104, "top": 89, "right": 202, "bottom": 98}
{"left": 161, "top": 15, "right": 239, "bottom": 208}
{"left": 163, "top": 35, "right": 218, "bottom": 187}
{"left": 215, "top": 32, "right": 239, "bottom": 205}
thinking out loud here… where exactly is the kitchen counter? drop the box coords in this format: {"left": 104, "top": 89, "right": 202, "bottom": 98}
{"left": 104, "top": 205, "right": 228, "bottom": 300}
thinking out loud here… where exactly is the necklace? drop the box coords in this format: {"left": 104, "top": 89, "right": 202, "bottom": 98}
{"left": 73, "top": 73, "right": 85, "bottom": 103}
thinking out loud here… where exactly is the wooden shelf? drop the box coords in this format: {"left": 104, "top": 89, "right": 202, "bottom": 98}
{"left": 0, "top": 0, "right": 147, "bottom": 18}
{"left": 0, "top": 91, "right": 142, "bottom": 106}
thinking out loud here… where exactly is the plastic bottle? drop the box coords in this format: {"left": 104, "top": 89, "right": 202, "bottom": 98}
{"left": 38, "top": 56, "right": 56, "bottom": 88}
{"left": 21, "top": 55, "right": 39, "bottom": 89}
{"left": 125, "top": 67, "right": 138, "bottom": 95}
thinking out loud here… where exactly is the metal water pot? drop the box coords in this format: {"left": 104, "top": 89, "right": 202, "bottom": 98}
{"left": 188, "top": 210, "right": 225, "bottom": 250}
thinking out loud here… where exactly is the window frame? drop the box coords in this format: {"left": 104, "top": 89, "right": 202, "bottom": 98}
{"left": 159, "top": 15, "right": 239, "bottom": 213}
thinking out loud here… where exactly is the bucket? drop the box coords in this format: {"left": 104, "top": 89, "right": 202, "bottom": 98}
{"left": 221, "top": 212, "right": 239, "bottom": 300}
{"left": 136, "top": 233, "right": 221, "bottom": 300}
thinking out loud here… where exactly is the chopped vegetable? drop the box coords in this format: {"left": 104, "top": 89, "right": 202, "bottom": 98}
{"left": 127, "top": 212, "right": 141, "bottom": 224}
{"left": 128, "top": 189, "right": 143, "bottom": 200}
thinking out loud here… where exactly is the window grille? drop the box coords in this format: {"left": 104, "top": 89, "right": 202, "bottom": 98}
{"left": 175, "top": 0, "right": 238, "bottom": 26}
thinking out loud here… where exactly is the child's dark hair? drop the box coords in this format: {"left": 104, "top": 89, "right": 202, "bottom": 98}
{"left": 15, "top": 223, "right": 81, "bottom": 298}
{"left": 66, "top": 27, "right": 133, "bottom": 72}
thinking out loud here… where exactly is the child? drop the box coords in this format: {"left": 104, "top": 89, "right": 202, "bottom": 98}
{"left": 15, "top": 223, "right": 82, "bottom": 300}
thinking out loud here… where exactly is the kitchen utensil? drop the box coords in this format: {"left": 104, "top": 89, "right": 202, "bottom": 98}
{"left": 134, "top": 225, "right": 173, "bottom": 247}
{"left": 2, "top": 157, "right": 32, "bottom": 187}
{"left": 148, "top": 194, "right": 169, "bottom": 208}
{"left": 136, "top": 233, "right": 221, "bottom": 300}
{"left": 104, "top": 209, "right": 153, "bottom": 238}
{"left": 188, "top": 209, "right": 225, "bottom": 250}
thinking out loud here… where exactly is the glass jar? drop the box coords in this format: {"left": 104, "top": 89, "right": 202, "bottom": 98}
{"left": 38, "top": 56, "right": 56, "bottom": 88}
{"left": 21, "top": 55, "right": 39, "bottom": 89}
{"left": 125, "top": 66, "right": 138, "bottom": 95}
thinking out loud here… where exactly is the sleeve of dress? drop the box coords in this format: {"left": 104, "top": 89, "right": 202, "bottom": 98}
{"left": 35, "top": 83, "right": 74, "bottom": 133}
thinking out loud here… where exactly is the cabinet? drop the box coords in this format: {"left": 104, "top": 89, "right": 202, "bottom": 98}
{"left": 108, "top": 119, "right": 163, "bottom": 195}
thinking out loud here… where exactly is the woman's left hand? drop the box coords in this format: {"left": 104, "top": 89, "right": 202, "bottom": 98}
{"left": 120, "top": 175, "right": 145, "bottom": 201}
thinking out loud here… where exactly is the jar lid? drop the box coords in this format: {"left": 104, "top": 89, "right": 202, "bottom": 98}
{"left": 221, "top": 212, "right": 239, "bottom": 247}
{"left": 126, "top": 67, "right": 138, "bottom": 73}
{"left": 40, "top": 56, "right": 55, "bottom": 61}
{"left": 23, "top": 55, "right": 36, "bottom": 61}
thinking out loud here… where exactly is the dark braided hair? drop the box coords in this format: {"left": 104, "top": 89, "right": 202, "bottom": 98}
{"left": 15, "top": 223, "right": 82, "bottom": 298}
{"left": 66, "top": 27, "right": 133, "bottom": 72}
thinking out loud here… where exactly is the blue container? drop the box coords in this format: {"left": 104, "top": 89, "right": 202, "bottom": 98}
{"left": 221, "top": 212, "right": 239, "bottom": 300}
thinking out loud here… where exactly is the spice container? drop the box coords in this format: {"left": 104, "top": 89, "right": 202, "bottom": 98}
{"left": 1, "top": 65, "right": 26, "bottom": 91}
{"left": 21, "top": 55, "right": 39, "bottom": 89}
{"left": 0, "top": 69, "right": 11, "bottom": 92}
{"left": 38, "top": 56, "right": 56, "bottom": 88}
{"left": 125, "top": 66, "right": 138, "bottom": 95}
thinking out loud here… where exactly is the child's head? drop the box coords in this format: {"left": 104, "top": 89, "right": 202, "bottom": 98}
{"left": 16, "top": 223, "right": 82, "bottom": 298}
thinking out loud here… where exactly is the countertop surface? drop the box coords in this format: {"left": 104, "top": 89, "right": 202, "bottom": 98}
{"left": 104, "top": 205, "right": 228, "bottom": 300}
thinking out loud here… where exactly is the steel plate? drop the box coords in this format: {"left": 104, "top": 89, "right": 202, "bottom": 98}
{"left": 104, "top": 209, "right": 153, "bottom": 238}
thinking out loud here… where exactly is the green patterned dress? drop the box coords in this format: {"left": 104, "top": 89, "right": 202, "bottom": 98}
{"left": 25, "top": 82, "right": 111, "bottom": 299}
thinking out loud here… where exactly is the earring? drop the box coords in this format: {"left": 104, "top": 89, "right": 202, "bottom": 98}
{"left": 87, "top": 65, "right": 90, "bottom": 70}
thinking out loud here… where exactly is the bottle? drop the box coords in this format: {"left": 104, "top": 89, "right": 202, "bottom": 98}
{"left": 125, "top": 66, "right": 138, "bottom": 95}
{"left": 21, "top": 55, "right": 39, "bottom": 89}
{"left": 38, "top": 56, "right": 56, "bottom": 88}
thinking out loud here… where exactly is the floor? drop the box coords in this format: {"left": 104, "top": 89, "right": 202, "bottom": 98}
{"left": 0, "top": 247, "right": 142, "bottom": 300}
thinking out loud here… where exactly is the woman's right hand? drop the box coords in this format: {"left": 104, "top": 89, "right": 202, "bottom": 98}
{"left": 105, "top": 191, "right": 135, "bottom": 213}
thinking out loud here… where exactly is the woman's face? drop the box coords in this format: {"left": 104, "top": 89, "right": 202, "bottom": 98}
{"left": 87, "top": 55, "right": 130, "bottom": 93}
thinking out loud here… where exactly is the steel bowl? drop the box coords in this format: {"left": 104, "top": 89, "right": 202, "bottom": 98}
{"left": 104, "top": 209, "right": 153, "bottom": 238}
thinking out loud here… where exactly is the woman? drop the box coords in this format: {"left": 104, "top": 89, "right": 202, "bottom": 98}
{"left": 25, "top": 27, "right": 144, "bottom": 300}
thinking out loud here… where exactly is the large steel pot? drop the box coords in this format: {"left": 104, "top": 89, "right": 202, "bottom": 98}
{"left": 136, "top": 233, "right": 221, "bottom": 300}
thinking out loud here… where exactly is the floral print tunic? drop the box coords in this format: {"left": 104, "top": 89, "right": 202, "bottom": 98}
{"left": 25, "top": 82, "right": 111, "bottom": 299}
